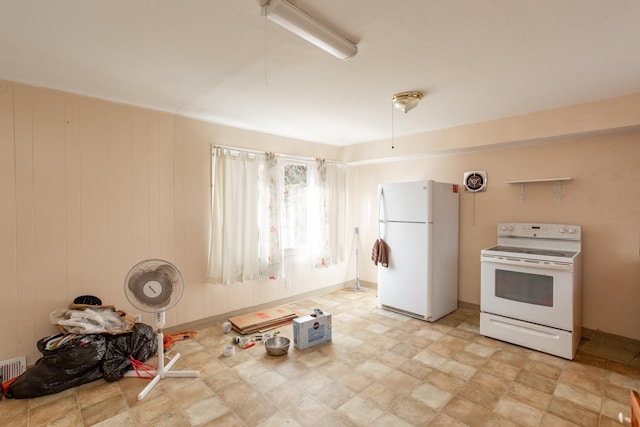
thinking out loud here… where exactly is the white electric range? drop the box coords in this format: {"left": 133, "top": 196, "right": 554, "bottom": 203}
{"left": 480, "top": 223, "right": 582, "bottom": 359}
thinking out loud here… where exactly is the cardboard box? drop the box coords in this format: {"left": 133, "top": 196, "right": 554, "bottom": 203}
{"left": 228, "top": 307, "right": 298, "bottom": 334}
{"left": 293, "top": 310, "right": 332, "bottom": 350}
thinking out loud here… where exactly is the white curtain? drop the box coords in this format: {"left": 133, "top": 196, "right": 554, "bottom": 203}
{"left": 308, "top": 159, "right": 346, "bottom": 267}
{"left": 209, "top": 148, "right": 344, "bottom": 284}
{"left": 209, "top": 148, "right": 283, "bottom": 285}
{"left": 209, "top": 148, "right": 259, "bottom": 285}
{"left": 257, "top": 153, "right": 284, "bottom": 280}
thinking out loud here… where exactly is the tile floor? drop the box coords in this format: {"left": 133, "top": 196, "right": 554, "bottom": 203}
{"left": 1, "top": 287, "right": 640, "bottom": 426}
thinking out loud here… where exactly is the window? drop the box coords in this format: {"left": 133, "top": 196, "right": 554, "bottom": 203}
{"left": 209, "top": 147, "right": 346, "bottom": 285}
{"left": 282, "top": 163, "right": 308, "bottom": 251}
{"left": 282, "top": 158, "right": 346, "bottom": 268}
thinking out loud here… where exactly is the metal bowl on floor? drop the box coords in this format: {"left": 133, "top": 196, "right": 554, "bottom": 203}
{"left": 264, "top": 336, "right": 290, "bottom": 356}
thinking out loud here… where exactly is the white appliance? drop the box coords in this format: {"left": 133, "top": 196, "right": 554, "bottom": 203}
{"left": 480, "top": 223, "right": 582, "bottom": 359}
{"left": 377, "top": 180, "right": 459, "bottom": 321}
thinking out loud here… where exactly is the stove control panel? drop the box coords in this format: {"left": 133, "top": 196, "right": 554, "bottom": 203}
{"left": 497, "top": 223, "right": 581, "bottom": 240}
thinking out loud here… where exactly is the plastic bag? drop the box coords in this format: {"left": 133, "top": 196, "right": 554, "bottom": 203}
{"left": 50, "top": 307, "right": 133, "bottom": 334}
{"left": 6, "top": 334, "right": 106, "bottom": 399}
{"left": 102, "top": 323, "right": 157, "bottom": 382}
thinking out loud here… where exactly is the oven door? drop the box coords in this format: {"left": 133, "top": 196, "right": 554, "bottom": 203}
{"left": 481, "top": 255, "right": 574, "bottom": 331}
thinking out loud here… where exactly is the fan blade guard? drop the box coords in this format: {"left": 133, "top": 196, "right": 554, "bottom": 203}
{"left": 124, "top": 259, "right": 184, "bottom": 313}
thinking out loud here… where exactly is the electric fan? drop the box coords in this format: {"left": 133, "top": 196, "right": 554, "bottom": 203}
{"left": 123, "top": 259, "right": 199, "bottom": 401}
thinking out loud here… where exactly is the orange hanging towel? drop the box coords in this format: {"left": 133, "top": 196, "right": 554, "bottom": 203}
{"left": 371, "top": 239, "right": 389, "bottom": 267}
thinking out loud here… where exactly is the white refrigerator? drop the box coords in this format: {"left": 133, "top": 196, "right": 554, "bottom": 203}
{"left": 377, "top": 180, "right": 459, "bottom": 321}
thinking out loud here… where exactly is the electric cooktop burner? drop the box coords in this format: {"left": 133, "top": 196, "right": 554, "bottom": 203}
{"left": 486, "top": 246, "right": 577, "bottom": 258}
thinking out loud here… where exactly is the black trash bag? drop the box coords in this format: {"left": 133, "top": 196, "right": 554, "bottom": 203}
{"left": 6, "top": 334, "right": 106, "bottom": 399}
{"left": 102, "top": 323, "right": 157, "bottom": 382}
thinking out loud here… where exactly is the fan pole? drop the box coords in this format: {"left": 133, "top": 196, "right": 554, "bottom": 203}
{"left": 124, "top": 313, "right": 200, "bottom": 401}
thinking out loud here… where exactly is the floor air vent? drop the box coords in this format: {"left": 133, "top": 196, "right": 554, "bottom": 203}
{"left": 1, "top": 356, "right": 26, "bottom": 382}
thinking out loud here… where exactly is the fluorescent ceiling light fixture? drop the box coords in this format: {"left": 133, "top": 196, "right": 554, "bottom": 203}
{"left": 261, "top": 0, "right": 358, "bottom": 60}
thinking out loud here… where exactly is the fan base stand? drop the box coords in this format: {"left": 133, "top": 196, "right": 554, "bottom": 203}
{"left": 124, "top": 331, "right": 199, "bottom": 401}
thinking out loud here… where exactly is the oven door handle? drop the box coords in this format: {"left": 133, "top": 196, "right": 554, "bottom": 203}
{"left": 481, "top": 256, "right": 573, "bottom": 271}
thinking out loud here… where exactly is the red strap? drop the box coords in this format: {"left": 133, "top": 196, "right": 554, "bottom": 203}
{"left": 129, "top": 355, "right": 156, "bottom": 379}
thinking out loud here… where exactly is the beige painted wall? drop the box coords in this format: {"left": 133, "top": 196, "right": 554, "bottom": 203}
{"left": 352, "top": 132, "right": 640, "bottom": 342}
{"left": 0, "top": 81, "right": 352, "bottom": 364}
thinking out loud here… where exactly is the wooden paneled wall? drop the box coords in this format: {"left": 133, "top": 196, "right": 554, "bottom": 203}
{"left": 0, "top": 82, "right": 350, "bottom": 364}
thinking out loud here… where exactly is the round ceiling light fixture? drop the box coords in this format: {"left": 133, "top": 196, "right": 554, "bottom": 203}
{"left": 392, "top": 91, "right": 423, "bottom": 113}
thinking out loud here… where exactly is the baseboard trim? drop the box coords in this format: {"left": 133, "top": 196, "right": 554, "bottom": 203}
{"left": 164, "top": 280, "right": 376, "bottom": 335}
{"left": 164, "top": 281, "right": 482, "bottom": 335}
{"left": 458, "top": 301, "right": 480, "bottom": 311}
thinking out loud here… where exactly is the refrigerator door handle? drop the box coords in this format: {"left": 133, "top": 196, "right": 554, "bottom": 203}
{"left": 378, "top": 186, "right": 384, "bottom": 239}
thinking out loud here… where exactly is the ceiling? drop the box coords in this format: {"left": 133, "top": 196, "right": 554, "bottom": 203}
{"left": 1, "top": 1, "right": 639, "bottom": 147}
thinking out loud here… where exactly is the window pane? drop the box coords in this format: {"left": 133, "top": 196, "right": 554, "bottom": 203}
{"left": 284, "top": 164, "right": 307, "bottom": 186}
{"left": 283, "top": 164, "right": 308, "bottom": 248}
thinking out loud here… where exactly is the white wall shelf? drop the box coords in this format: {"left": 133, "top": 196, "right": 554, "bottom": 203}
{"left": 504, "top": 177, "right": 574, "bottom": 205}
